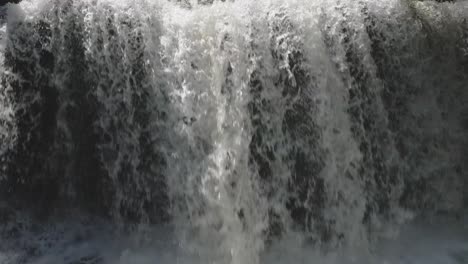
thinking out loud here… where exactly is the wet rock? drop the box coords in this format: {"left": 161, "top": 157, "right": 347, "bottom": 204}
{"left": 248, "top": 12, "right": 329, "bottom": 244}
{"left": 0, "top": 0, "right": 21, "bottom": 7}
{"left": 1, "top": 18, "right": 60, "bottom": 213}
{"left": 0, "top": 3, "right": 169, "bottom": 225}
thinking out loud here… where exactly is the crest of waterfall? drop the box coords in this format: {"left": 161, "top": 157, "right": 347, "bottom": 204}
{"left": 0, "top": 0, "right": 467, "bottom": 263}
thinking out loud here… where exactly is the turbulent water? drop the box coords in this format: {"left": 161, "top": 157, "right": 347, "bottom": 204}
{"left": 0, "top": 0, "right": 467, "bottom": 263}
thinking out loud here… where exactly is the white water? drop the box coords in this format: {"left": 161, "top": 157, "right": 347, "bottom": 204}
{"left": 0, "top": 0, "right": 467, "bottom": 263}
{"left": 0, "top": 213, "right": 467, "bottom": 264}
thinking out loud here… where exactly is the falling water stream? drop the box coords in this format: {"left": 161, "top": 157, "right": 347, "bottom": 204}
{"left": 0, "top": 0, "right": 467, "bottom": 263}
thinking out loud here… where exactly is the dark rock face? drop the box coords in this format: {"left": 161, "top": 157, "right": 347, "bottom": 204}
{"left": 1, "top": 18, "right": 59, "bottom": 214}
{"left": 83, "top": 5, "right": 169, "bottom": 224}
{"left": 248, "top": 16, "right": 328, "bottom": 241}
{"left": 0, "top": 2, "right": 169, "bottom": 225}
{"left": 366, "top": 5, "right": 468, "bottom": 214}
{"left": 339, "top": 15, "right": 401, "bottom": 224}
{"left": 48, "top": 1, "right": 110, "bottom": 217}
{"left": 0, "top": 0, "right": 21, "bottom": 7}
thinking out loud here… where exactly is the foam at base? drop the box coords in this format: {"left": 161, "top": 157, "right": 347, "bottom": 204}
{"left": 0, "top": 214, "right": 466, "bottom": 264}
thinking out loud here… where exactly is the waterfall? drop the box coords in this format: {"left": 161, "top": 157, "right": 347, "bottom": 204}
{"left": 0, "top": 0, "right": 467, "bottom": 263}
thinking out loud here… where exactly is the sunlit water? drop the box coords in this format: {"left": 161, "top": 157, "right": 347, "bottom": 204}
{"left": 0, "top": 0, "right": 467, "bottom": 263}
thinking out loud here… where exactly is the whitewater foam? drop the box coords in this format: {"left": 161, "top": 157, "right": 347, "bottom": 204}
{"left": 0, "top": 0, "right": 467, "bottom": 263}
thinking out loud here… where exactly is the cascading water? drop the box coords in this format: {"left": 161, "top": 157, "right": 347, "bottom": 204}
{"left": 0, "top": 0, "right": 467, "bottom": 263}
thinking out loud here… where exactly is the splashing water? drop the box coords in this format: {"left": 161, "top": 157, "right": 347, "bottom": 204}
{"left": 0, "top": 0, "right": 467, "bottom": 263}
